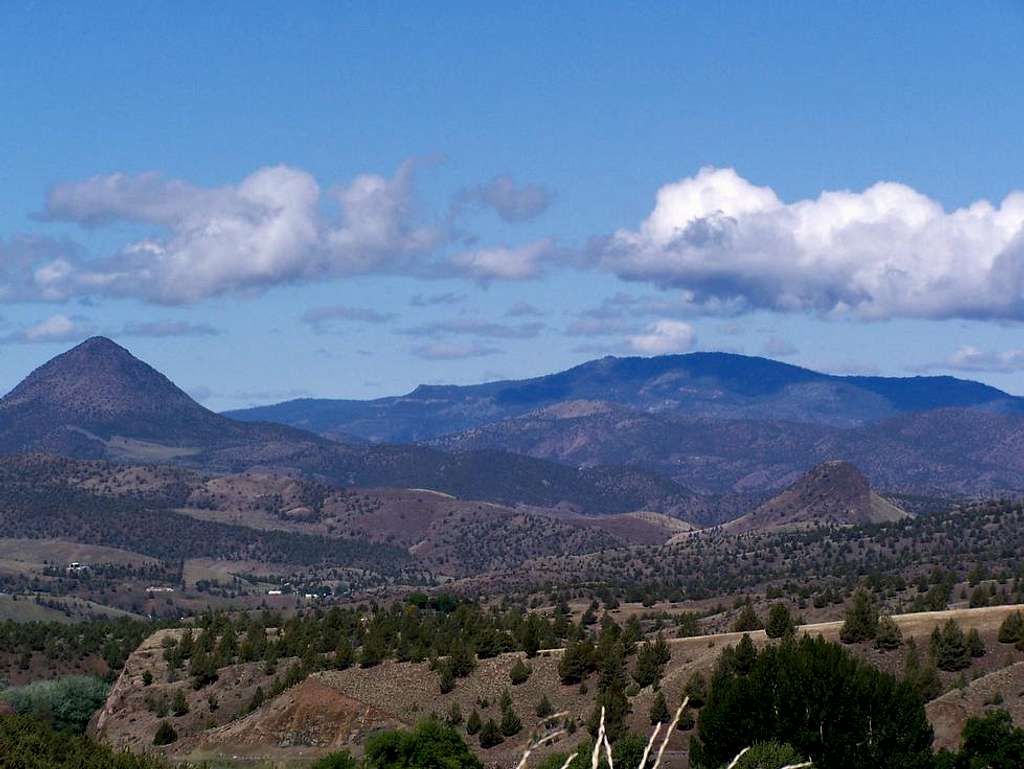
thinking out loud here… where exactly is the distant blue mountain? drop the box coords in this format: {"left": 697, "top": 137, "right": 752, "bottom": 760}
{"left": 225, "top": 352, "right": 1024, "bottom": 443}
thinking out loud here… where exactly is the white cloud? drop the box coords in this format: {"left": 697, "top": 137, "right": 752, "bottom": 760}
{"left": 449, "top": 239, "right": 554, "bottom": 281}
{"left": 1, "top": 314, "right": 94, "bottom": 344}
{"left": 31, "top": 163, "right": 445, "bottom": 304}
{"left": 593, "top": 166, "right": 1024, "bottom": 320}
{"left": 627, "top": 320, "right": 696, "bottom": 355}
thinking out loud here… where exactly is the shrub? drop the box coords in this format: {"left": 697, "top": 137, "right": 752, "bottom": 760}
{"left": 0, "top": 675, "right": 110, "bottom": 734}
{"left": 722, "top": 741, "right": 807, "bottom": 769}
{"left": 153, "top": 719, "right": 177, "bottom": 746}
{"left": 364, "top": 719, "right": 482, "bottom": 769}
{"left": 311, "top": 751, "right": 359, "bottom": 769}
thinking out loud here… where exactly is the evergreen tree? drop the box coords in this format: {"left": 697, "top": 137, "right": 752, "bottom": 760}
{"left": 732, "top": 603, "right": 764, "bottom": 632}
{"left": 587, "top": 641, "right": 631, "bottom": 742}
{"left": 649, "top": 690, "right": 670, "bottom": 725}
{"left": 692, "top": 635, "right": 933, "bottom": 769}
{"left": 334, "top": 635, "right": 354, "bottom": 669}
{"left": 478, "top": 718, "right": 503, "bottom": 749}
{"left": 931, "top": 620, "right": 970, "bottom": 672}
{"left": 839, "top": 589, "right": 879, "bottom": 644}
{"left": 967, "top": 627, "right": 986, "bottom": 658}
{"left": 171, "top": 689, "right": 189, "bottom": 717}
{"left": 997, "top": 610, "right": 1024, "bottom": 644}
{"left": 499, "top": 700, "right": 522, "bottom": 737}
{"left": 558, "top": 638, "right": 595, "bottom": 684}
{"left": 684, "top": 671, "right": 707, "bottom": 709}
{"left": 874, "top": 615, "right": 903, "bottom": 651}
{"left": 438, "top": 662, "right": 456, "bottom": 694}
{"left": 903, "top": 639, "right": 942, "bottom": 701}
{"left": 765, "top": 603, "right": 796, "bottom": 639}
{"left": 509, "top": 657, "right": 531, "bottom": 685}
{"left": 535, "top": 694, "right": 554, "bottom": 719}
{"left": 466, "top": 709, "right": 482, "bottom": 736}
{"left": 153, "top": 720, "right": 177, "bottom": 746}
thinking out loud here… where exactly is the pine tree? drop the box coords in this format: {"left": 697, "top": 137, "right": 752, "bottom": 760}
{"left": 153, "top": 720, "right": 177, "bottom": 746}
{"left": 479, "top": 718, "right": 503, "bottom": 748}
{"left": 732, "top": 603, "right": 764, "bottom": 632}
{"left": 967, "top": 627, "right": 986, "bottom": 658}
{"left": 466, "top": 709, "right": 482, "bottom": 736}
{"left": 931, "top": 619, "right": 970, "bottom": 671}
{"left": 500, "top": 700, "right": 522, "bottom": 737}
{"left": 649, "top": 690, "right": 670, "bottom": 725}
{"left": 684, "top": 671, "right": 707, "bottom": 709}
{"left": 997, "top": 610, "right": 1024, "bottom": 644}
{"left": 874, "top": 615, "right": 903, "bottom": 651}
{"left": 765, "top": 603, "right": 796, "bottom": 639}
{"left": 839, "top": 589, "right": 879, "bottom": 644}
{"left": 588, "top": 641, "right": 631, "bottom": 742}
{"left": 509, "top": 657, "right": 532, "bottom": 685}
{"left": 535, "top": 694, "right": 554, "bottom": 719}
{"left": 171, "top": 689, "right": 189, "bottom": 717}
{"left": 558, "top": 638, "right": 595, "bottom": 684}
{"left": 438, "top": 662, "right": 456, "bottom": 694}
{"left": 334, "top": 635, "right": 354, "bottom": 669}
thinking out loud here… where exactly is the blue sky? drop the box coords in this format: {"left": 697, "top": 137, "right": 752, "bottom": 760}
{"left": 2, "top": 2, "right": 1023, "bottom": 409}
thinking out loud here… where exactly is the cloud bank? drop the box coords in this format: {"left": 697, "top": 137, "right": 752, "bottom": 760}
{"left": 592, "top": 167, "right": 1024, "bottom": 321}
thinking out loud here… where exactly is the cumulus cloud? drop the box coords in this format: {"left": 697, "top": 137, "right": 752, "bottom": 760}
{"left": 925, "top": 345, "right": 1024, "bottom": 373}
{"left": 454, "top": 175, "right": 553, "bottom": 223}
{"left": 410, "top": 341, "right": 502, "bottom": 360}
{"left": 301, "top": 305, "right": 397, "bottom": 330}
{"left": 401, "top": 318, "right": 544, "bottom": 339}
{"left": 1, "top": 314, "right": 94, "bottom": 344}
{"left": 627, "top": 320, "right": 697, "bottom": 355}
{"left": 448, "top": 239, "right": 554, "bottom": 281}
{"left": 34, "top": 163, "right": 443, "bottom": 304}
{"left": 592, "top": 166, "right": 1024, "bottom": 320}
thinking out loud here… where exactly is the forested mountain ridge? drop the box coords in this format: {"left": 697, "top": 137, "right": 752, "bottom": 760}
{"left": 226, "top": 352, "right": 1024, "bottom": 441}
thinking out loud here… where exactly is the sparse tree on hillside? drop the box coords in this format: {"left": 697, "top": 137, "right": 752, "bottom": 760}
{"left": 874, "top": 615, "right": 903, "bottom": 651}
{"left": 839, "top": 589, "right": 879, "bottom": 644}
{"left": 765, "top": 603, "right": 796, "bottom": 639}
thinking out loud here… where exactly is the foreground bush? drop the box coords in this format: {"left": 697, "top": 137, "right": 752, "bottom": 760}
{"left": 690, "top": 635, "right": 933, "bottom": 769}
{"left": 0, "top": 714, "right": 171, "bottom": 769}
{"left": 363, "top": 719, "right": 482, "bottom": 769}
{"left": 0, "top": 675, "right": 109, "bottom": 734}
